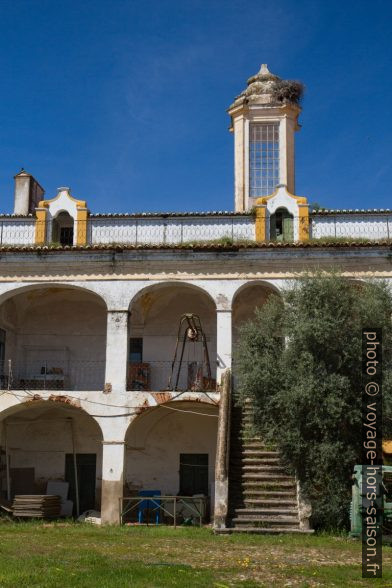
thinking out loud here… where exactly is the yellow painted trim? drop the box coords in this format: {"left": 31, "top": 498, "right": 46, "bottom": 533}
{"left": 76, "top": 209, "right": 88, "bottom": 246}
{"left": 35, "top": 209, "right": 47, "bottom": 245}
{"left": 298, "top": 205, "right": 310, "bottom": 242}
{"left": 383, "top": 440, "right": 392, "bottom": 454}
{"left": 254, "top": 187, "right": 309, "bottom": 242}
{"left": 255, "top": 206, "right": 266, "bottom": 242}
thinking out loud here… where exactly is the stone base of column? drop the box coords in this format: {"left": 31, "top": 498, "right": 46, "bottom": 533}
{"left": 213, "top": 479, "right": 229, "bottom": 529}
{"left": 101, "top": 479, "right": 123, "bottom": 525}
{"left": 100, "top": 441, "right": 125, "bottom": 525}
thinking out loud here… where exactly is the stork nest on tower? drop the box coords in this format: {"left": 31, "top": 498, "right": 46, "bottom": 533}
{"left": 271, "top": 80, "right": 305, "bottom": 105}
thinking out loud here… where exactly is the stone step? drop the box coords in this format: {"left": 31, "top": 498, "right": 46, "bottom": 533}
{"left": 242, "top": 459, "right": 281, "bottom": 466}
{"left": 243, "top": 450, "right": 280, "bottom": 457}
{"left": 243, "top": 490, "right": 297, "bottom": 498}
{"left": 243, "top": 499, "right": 297, "bottom": 507}
{"left": 243, "top": 480, "right": 296, "bottom": 489}
{"left": 241, "top": 439, "right": 268, "bottom": 444}
{"left": 242, "top": 465, "right": 286, "bottom": 473}
{"left": 242, "top": 456, "right": 280, "bottom": 462}
{"left": 216, "top": 527, "right": 314, "bottom": 535}
{"left": 235, "top": 508, "right": 298, "bottom": 517}
{"left": 241, "top": 445, "right": 272, "bottom": 451}
{"left": 242, "top": 473, "right": 294, "bottom": 481}
{"left": 230, "top": 462, "right": 285, "bottom": 470}
{"left": 232, "top": 516, "right": 299, "bottom": 526}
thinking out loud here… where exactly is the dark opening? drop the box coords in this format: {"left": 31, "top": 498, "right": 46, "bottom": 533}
{"left": 60, "top": 227, "right": 74, "bottom": 246}
{"left": 65, "top": 453, "right": 97, "bottom": 515}
{"left": 129, "top": 338, "right": 143, "bottom": 363}
{"left": 179, "top": 453, "right": 208, "bottom": 496}
{"left": 52, "top": 211, "right": 74, "bottom": 246}
{"left": 270, "top": 207, "right": 294, "bottom": 242}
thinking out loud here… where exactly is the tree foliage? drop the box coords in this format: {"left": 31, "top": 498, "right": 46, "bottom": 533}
{"left": 235, "top": 272, "right": 392, "bottom": 530}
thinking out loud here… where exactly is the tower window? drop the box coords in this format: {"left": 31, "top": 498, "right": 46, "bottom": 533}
{"left": 249, "top": 123, "right": 280, "bottom": 197}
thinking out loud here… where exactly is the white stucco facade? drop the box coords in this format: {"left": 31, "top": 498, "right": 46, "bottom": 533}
{"left": 0, "top": 63, "right": 390, "bottom": 529}
{"left": 0, "top": 245, "right": 390, "bottom": 523}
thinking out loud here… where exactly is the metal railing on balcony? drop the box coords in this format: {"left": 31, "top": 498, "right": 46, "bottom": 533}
{"left": 0, "top": 359, "right": 105, "bottom": 391}
{"left": 127, "top": 361, "right": 217, "bottom": 392}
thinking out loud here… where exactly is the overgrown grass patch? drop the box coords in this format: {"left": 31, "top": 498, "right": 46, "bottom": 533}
{"left": 0, "top": 521, "right": 390, "bottom": 586}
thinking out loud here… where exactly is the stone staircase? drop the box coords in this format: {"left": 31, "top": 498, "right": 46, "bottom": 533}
{"left": 220, "top": 401, "right": 312, "bottom": 534}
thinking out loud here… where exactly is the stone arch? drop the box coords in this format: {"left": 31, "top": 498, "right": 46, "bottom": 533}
{"left": 232, "top": 280, "right": 283, "bottom": 347}
{"left": 0, "top": 399, "right": 103, "bottom": 514}
{"left": 127, "top": 282, "right": 217, "bottom": 392}
{"left": 128, "top": 281, "right": 217, "bottom": 311}
{"left": 0, "top": 282, "right": 108, "bottom": 308}
{"left": 124, "top": 400, "right": 218, "bottom": 510}
{"left": 0, "top": 284, "right": 108, "bottom": 391}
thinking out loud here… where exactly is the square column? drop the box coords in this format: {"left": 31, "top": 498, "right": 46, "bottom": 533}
{"left": 104, "top": 310, "right": 129, "bottom": 393}
{"left": 101, "top": 441, "right": 125, "bottom": 524}
{"left": 217, "top": 310, "right": 232, "bottom": 385}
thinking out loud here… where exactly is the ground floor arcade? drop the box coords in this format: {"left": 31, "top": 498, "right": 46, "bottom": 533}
{"left": 0, "top": 277, "right": 288, "bottom": 525}
{"left": 0, "top": 396, "right": 220, "bottom": 524}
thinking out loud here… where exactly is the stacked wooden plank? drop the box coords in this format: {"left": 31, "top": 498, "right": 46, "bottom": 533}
{"left": 12, "top": 495, "right": 61, "bottom": 518}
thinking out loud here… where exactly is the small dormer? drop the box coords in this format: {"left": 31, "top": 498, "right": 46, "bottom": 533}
{"left": 254, "top": 184, "right": 309, "bottom": 242}
{"left": 35, "top": 187, "right": 88, "bottom": 246}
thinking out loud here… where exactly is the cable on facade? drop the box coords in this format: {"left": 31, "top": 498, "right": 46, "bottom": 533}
{"left": 1, "top": 386, "right": 218, "bottom": 418}
{"left": 159, "top": 404, "right": 218, "bottom": 417}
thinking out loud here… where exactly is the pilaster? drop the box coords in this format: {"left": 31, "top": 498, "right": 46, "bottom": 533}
{"left": 104, "top": 310, "right": 129, "bottom": 394}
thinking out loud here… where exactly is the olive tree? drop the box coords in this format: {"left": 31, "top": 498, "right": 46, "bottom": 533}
{"left": 235, "top": 272, "right": 392, "bottom": 529}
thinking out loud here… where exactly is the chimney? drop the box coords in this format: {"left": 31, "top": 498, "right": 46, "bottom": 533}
{"left": 13, "top": 169, "right": 45, "bottom": 215}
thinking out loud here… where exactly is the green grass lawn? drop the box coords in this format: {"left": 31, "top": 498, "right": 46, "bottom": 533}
{"left": 0, "top": 521, "right": 391, "bottom": 587}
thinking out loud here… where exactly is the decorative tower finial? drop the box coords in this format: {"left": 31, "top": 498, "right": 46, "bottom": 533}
{"left": 259, "top": 64, "right": 270, "bottom": 75}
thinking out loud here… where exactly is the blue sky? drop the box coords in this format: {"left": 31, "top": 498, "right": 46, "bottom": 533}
{"left": 0, "top": 0, "right": 390, "bottom": 213}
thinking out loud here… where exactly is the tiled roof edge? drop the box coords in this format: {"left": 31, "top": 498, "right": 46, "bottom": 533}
{"left": 0, "top": 214, "right": 35, "bottom": 219}
{"left": 311, "top": 209, "right": 392, "bottom": 215}
{"left": 0, "top": 241, "right": 390, "bottom": 253}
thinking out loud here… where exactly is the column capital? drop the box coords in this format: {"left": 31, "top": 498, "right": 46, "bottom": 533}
{"left": 102, "top": 440, "right": 126, "bottom": 446}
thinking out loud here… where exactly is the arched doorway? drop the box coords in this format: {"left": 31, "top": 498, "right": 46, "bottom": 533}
{"left": 270, "top": 207, "right": 294, "bottom": 241}
{"left": 128, "top": 283, "right": 217, "bottom": 392}
{"left": 232, "top": 282, "right": 281, "bottom": 346}
{"left": 0, "top": 286, "right": 107, "bottom": 391}
{"left": 0, "top": 401, "right": 103, "bottom": 516}
{"left": 231, "top": 282, "right": 282, "bottom": 385}
{"left": 51, "top": 211, "right": 74, "bottom": 246}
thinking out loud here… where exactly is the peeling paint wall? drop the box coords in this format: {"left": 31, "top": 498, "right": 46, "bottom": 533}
{"left": 125, "top": 403, "right": 218, "bottom": 497}
{"left": 0, "top": 287, "right": 107, "bottom": 390}
{"left": 1, "top": 404, "right": 103, "bottom": 506}
{"left": 130, "top": 285, "right": 217, "bottom": 388}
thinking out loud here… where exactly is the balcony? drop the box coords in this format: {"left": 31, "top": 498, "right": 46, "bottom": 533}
{"left": 0, "top": 360, "right": 105, "bottom": 392}
{"left": 127, "top": 361, "right": 216, "bottom": 392}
